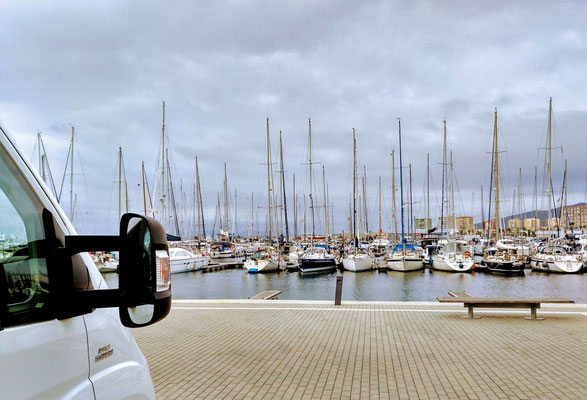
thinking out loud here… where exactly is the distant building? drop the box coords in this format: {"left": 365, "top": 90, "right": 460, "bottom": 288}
{"left": 561, "top": 204, "right": 587, "bottom": 229}
{"left": 523, "top": 218, "right": 540, "bottom": 231}
{"left": 543, "top": 218, "right": 561, "bottom": 229}
{"left": 414, "top": 218, "right": 432, "bottom": 230}
{"left": 482, "top": 220, "right": 496, "bottom": 231}
{"left": 456, "top": 216, "right": 474, "bottom": 233}
{"left": 438, "top": 216, "right": 456, "bottom": 230}
{"left": 507, "top": 219, "right": 522, "bottom": 230}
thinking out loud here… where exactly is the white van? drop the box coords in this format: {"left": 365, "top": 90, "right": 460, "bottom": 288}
{"left": 0, "top": 123, "right": 172, "bottom": 399}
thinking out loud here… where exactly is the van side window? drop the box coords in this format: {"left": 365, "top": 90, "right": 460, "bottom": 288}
{"left": 0, "top": 145, "right": 52, "bottom": 327}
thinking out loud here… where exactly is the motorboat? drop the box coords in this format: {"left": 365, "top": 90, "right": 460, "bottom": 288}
{"left": 169, "top": 247, "right": 209, "bottom": 273}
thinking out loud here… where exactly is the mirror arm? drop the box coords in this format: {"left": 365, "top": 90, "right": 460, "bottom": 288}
{"left": 74, "top": 289, "right": 123, "bottom": 309}
{"left": 65, "top": 235, "right": 121, "bottom": 255}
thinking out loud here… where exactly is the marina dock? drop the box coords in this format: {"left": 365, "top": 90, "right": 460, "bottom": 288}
{"left": 133, "top": 300, "right": 586, "bottom": 399}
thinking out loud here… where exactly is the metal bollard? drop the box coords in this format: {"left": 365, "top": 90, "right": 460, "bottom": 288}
{"left": 334, "top": 276, "right": 343, "bottom": 305}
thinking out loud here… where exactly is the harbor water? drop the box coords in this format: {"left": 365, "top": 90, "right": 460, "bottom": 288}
{"left": 103, "top": 268, "right": 587, "bottom": 303}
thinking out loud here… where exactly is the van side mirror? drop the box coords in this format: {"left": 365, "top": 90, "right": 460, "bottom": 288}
{"left": 62, "top": 213, "right": 172, "bottom": 327}
{"left": 118, "top": 214, "right": 171, "bottom": 327}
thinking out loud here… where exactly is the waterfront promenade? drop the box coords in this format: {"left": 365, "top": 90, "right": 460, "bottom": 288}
{"left": 133, "top": 300, "right": 587, "bottom": 400}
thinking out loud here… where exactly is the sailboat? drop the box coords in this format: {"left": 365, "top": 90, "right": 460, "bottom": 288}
{"left": 431, "top": 120, "right": 475, "bottom": 272}
{"left": 530, "top": 98, "right": 583, "bottom": 273}
{"left": 342, "top": 129, "right": 373, "bottom": 272}
{"left": 299, "top": 118, "right": 336, "bottom": 274}
{"left": 482, "top": 109, "right": 525, "bottom": 274}
{"left": 245, "top": 118, "right": 285, "bottom": 272}
{"left": 386, "top": 119, "right": 424, "bottom": 272}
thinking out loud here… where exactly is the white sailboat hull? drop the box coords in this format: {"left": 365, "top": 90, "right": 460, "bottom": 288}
{"left": 342, "top": 255, "right": 373, "bottom": 272}
{"left": 531, "top": 257, "right": 583, "bottom": 273}
{"left": 386, "top": 257, "right": 424, "bottom": 272}
{"left": 245, "top": 258, "right": 285, "bottom": 273}
{"left": 432, "top": 255, "right": 474, "bottom": 272}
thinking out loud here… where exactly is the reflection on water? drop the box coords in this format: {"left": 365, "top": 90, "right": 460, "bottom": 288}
{"left": 102, "top": 269, "right": 587, "bottom": 302}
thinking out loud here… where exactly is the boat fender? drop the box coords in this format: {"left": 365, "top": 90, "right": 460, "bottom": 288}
{"left": 464, "top": 251, "right": 471, "bottom": 259}
{"left": 459, "top": 263, "right": 464, "bottom": 269}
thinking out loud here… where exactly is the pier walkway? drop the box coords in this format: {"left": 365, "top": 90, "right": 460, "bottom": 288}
{"left": 133, "top": 301, "right": 587, "bottom": 400}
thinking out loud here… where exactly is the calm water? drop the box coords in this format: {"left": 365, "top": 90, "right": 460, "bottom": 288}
{"left": 103, "top": 268, "right": 587, "bottom": 303}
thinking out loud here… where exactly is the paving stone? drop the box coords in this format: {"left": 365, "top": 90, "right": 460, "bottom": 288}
{"left": 133, "top": 301, "right": 587, "bottom": 400}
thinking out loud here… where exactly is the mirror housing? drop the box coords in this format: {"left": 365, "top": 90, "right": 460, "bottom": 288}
{"left": 118, "top": 214, "right": 171, "bottom": 327}
{"left": 62, "top": 213, "right": 172, "bottom": 327}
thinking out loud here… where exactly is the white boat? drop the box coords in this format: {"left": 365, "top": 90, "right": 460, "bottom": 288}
{"left": 209, "top": 241, "right": 236, "bottom": 259}
{"left": 92, "top": 252, "right": 119, "bottom": 272}
{"left": 342, "top": 129, "right": 373, "bottom": 273}
{"left": 431, "top": 241, "right": 475, "bottom": 272}
{"left": 530, "top": 246, "right": 583, "bottom": 273}
{"left": 169, "top": 247, "right": 209, "bottom": 273}
{"left": 387, "top": 244, "right": 424, "bottom": 271}
{"left": 342, "top": 252, "right": 372, "bottom": 272}
{"left": 386, "top": 121, "right": 423, "bottom": 273}
{"left": 244, "top": 249, "right": 285, "bottom": 273}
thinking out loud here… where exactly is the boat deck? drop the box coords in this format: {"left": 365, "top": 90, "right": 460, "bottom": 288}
{"left": 133, "top": 300, "right": 587, "bottom": 400}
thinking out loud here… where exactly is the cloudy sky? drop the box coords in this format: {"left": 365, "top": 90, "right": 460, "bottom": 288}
{"left": 1, "top": 0, "right": 586, "bottom": 236}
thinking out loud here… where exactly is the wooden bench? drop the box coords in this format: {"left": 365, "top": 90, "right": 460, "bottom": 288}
{"left": 249, "top": 290, "right": 282, "bottom": 300}
{"left": 437, "top": 290, "right": 574, "bottom": 320}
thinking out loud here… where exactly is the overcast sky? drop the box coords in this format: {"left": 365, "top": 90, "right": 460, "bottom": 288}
{"left": 1, "top": 0, "right": 586, "bottom": 236}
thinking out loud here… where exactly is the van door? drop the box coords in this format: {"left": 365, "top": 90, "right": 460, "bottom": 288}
{"left": 0, "top": 142, "right": 94, "bottom": 399}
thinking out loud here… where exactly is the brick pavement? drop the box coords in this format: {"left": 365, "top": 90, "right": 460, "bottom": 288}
{"left": 133, "top": 301, "right": 587, "bottom": 400}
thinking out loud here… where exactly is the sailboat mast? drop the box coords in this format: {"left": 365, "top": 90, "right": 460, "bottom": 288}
{"left": 493, "top": 108, "right": 500, "bottom": 242}
{"left": 533, "top": 166, "right": 538, "bottom": 221}
{"left": 234, "top": 189, "right": 238, "bottom": 236}
{"left": 250, "top": 192, "right": 254, "bottom": 237}
{"left": 266, "top": 118, "right": 273, "bottom": 239}
{"left": 391, "top": 150, "right": 397, "bottom": 239}
{"left": 353, "top": 128, "right": 357, "bottom": 249}
{"left": 409, "top": 164, "right": 413, "bottom": 238}
{"left": 195, "top": 157, "right": 203, "bottom": 239}
{"left": 547, "top": 97, "right": 553, "bottom": 233}
{"left": 323, "top": 165, "right": 328, "bottom": 242}
{"left": 223, "top": 162, "right": 229, "bottom": 234}
{"left": 280, "top": 131, "right": 290, "bottom": 241}
{"left": 398, "top": 119, "right": 405, "bottom": 247}
{"left": 160, "top": 101, "right": 166, "bottom": 224}
{"left": 142, "top": 161, "right": 147, "bottom": 215}
{"left": 378, "top": 176, "right": 382, "bottom": 236}
{"left": 440, "top": 120, "right": 446, "bottom": 236}
{"left": 363, "top": 165, "right": 368, "bottom": 235}
{"left": 450, "top": 151, "right": 455, "bottom": 234}
{"left": 426, "top": 153, "right": 430, "bottom": 230}
{"left": 293, "top": 174, "right": 297, "bottom": 239}
{"left": 70, "top": 126, "right": 74, "bottom": 221}
{"left": 118, "top": 147, "right": 123, "bottom": 220}
{"left": 308, "top": 118, "right": 315, "bottom": 245}
{"left": 480, "top": 185, "right": 484, "bottom": 228}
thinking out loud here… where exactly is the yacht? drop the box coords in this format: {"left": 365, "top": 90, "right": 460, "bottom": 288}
{"left": 387, "top": 243, "right": 424, "bottom": 271}
{"left": 431, "top": 240, "right": 474, "bottom": 272}
{"left": 530, "top": 245, "right": 583, "bottom": 273}
{"left": 169, "top": 247, "right": 209, "bottom": 273}
{"left": 244, "top": 248, "right": 285, "bottom": 273}
{"left": 299, "top": 246, "right": 336, "bottom": 274}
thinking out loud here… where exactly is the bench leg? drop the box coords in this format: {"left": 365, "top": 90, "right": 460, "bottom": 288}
{"left": 463, "top": 305, "right": 480, "bottom": 319}
{"left": 524, "top": 305, "right": 544, "bottom": 320}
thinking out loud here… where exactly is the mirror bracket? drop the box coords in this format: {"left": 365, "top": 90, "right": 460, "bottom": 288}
{"left": 64, "top": 235, "right": 121, "bottom": 255}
